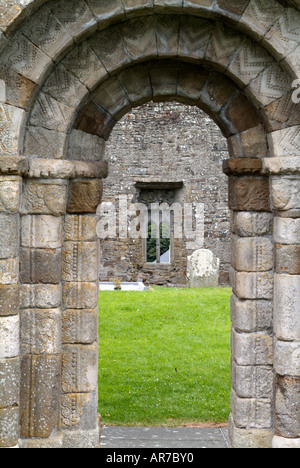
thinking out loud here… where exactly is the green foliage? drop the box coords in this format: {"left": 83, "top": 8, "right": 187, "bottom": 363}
{"left": 98, "top": 287, "right": 232, "bottom": 427}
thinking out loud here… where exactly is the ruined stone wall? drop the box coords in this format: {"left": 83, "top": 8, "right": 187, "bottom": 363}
{"left": 101, "top": 102, "right": 230, "bottom": 286}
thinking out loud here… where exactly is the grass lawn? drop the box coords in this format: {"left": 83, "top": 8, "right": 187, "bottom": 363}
{"left": 98, "top": 287, "right": 232, "bottom": 427}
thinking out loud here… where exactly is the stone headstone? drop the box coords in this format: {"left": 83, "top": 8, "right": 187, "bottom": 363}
{"left": 187, "top": 249, "right": 220, "bottom": 288}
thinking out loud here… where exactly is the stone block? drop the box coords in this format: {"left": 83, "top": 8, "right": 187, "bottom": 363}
{"left": 246, "top": 63, "right": 290, "bottom": 109}
{"left": 20, "top": 248, "right": 62, "bottom": 285}
{"left": 274, "top": 339, "right": 300, "bottom": 377}
{"left": 21, "top": 5, "right": 73, "bottom": 60}
{"left": 213, "top": 0, "right": 252, "bottom": 21}
{"left": 0, "top": 315, "right": 19, "bottom": 359}
{"left": 231, "top": 329, "right": 273, "bottom": 366}
{"left": 275, "top": 244, "right": 300, "bottom": 274}
{"left": 20, "top": 308, "right": 61, "bottom": 355}
{"left": 118, "top": 65, "right": 153, "bottom": 107}
{"left": 42, "top": 63, "right": 89, "bottom": 109}
{"left": 231, "top": 389, "right": 272, "bottom": 429}
{"left": 274, "top": 217, "right": 300, "bottom": 245}
{"left": 232, "top": 361, "right": 273, "bottom": 399}
{"left": 229, "top": 177, "right": 270, "bottom": 212}
{"left": 177, "top": 68, "right": 208, "bottom": 102}
{"left": 62, "top": 241, "right": 99, "bottom": 282}
{"left": 187, "top": 249, "right": 220, "bottom": 287}
{"left": 178, "top": 17, "right": 213, "bottom": 61}
{"left": 0, "top": 175, "right": 21, "bottom": 213}
{"left": 231, "top": 269, "right": 274, "bottom": 300}
{"left": 229, "top": 415, "right": 273, "bottom": 449}
{"left": 0, "top": 213, "right": 19, "bottom": 259}
{"left": 24, "top": 126, "right": 68, "bottom": 160}
{"left": 20, "top": 354, "right": 60, "bottom": 438}
{"left": 201, "top": 72, "right": 237, "bottom": 112}
{"left": 64, "top": 215, "right": 98, "bottom": 242}
{"left": 223, "top": 94, "right": 261, "bottom": 134}
{"left": 29, "top": 92, "right": 74, "bottom": 133}
{"left": 230, "top": 294, "right": 273, "bottom": 333}
{"left": 0, "top": 258, "right": 18, "bottom": 285}
{"left": 154, "top": 0, "right": 183, "bottom": 13}
{"left": 121, "top": 16, "right": 157, "bottom": 62}
{"left": 86, "top": 0, "right": 125, "bottom": 23}
{"left": 275, "top": 375, "right": 300, "bottom": 439}
{"left": 0, "top": 64, "right": 36, "bottom": 109}
{"left": 240, "top": 126, "right": 268, "bottom": 158}
{"left": 239, "top": 0, "right": 284, "bottom": 39}
{"left": 0, "top": 357, "right": 19, "bottom": 409}
{"left": 76, "top": 101, "right": 116, "bottom": 140}
{"left": 274, "top": 274, "right": 300, "bottom": 341}
{"left": 205, "top": 23, "right": 243, "bottom": 72}
{"left": 268, "top": 126, "right": 300, "bottom": 158}
{"left": 272, "top": 435, "right": 300, "bottom": 449}
{"left": 155, "top": 14, "right": 181, "bottom": 57}
{"left": 67, "top": 129, "right": 106, "bottom": 162}
{"left": 21, "top": 179, "right": 68, "bottom": 216}
{"left": 21, "top": 215, "right": 63, "bottom": 249}
{"left": 261, "top": 89, "right": 300, "bottom": 133}
{"left": 64, "top": 41, "right": 108, "bottom": 91}
{"left": 61, "top": 392, "right": 98, "bottom": 432}
{"left": 0, "top": 155, "right": 29, "bottom": 177}
{"left": 231, "top": 212, "right": 273, "bottom": 237}
{"left": 62, "top": 343, "right": 98, "bottom": 393}
{"left": 0, "top": 406, "right": 19, "bottom": 448}
{"left": 20, "top": 284, "right": 62, "bottom": 309}
{"left": 62, "top": 309, "right": 98, "bottom": 344}
{"left": 231, "top": 236, "right": 273, "bottom": 272}
{"left": 89, "top": 26, "right": 131, "bottom": 73}
{"left": 48, "top": 0, "right": 97, "bottom": 39}
{"left": 264, "top": 9, "right": 300, "bottom": 61}
{"left": 20, "top": 434, "right": 64, "bottom": 449}
{"left": 93, "top": 77, "right": 131, "bottom": 120}
{"left": 270, "top": 176, "right": 300, "bottom": 211}
{"left": 1, "top": 32, "right": 51, "bottom": 84}
{"left": 183, "top": 0, "right": 215, "bottom": 17}
{"left": 67, "top": 179, "right": 103, "bottom": 214}
{"left": 227, "top": 38, "right": 273, "bottom": 89}
{"left": 0, "top": 285, "right": 19, "bottom": 317}
{"left": 63, "top": 427, "right": 100, "bottom": 449}
{"left": 63, "top": 282, "right": 99, "bottom": 309}
{"left": 150, "top": 66, "right": 178, "bottom": 101}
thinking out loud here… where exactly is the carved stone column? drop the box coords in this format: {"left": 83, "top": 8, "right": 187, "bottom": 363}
{"left": 0, "top": 157, "right": 27, "bottom": 448}
{"left": 263, "top": 157, "right": 300, "bottom": 449}
{"left": 223, "top": 159, "right": 274, "bottom": 448}
{"left": 16, "top": 158, "right": 107, "bottom": 448}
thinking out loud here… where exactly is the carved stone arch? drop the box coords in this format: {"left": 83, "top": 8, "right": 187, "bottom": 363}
{"left": 0, "top": 0, "right": 299, "bottom": 450}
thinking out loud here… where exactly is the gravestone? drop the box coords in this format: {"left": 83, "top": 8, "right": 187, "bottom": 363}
{"left": 187, "top": 249, "right": 220, "bottom": 288}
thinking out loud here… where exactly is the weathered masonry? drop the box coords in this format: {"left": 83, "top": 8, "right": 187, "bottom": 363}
{"left": 102, "top": 102, "right": 230, "bottom": 287}
{"left": 0, "top": 0, "right": 299, "bottom": 449}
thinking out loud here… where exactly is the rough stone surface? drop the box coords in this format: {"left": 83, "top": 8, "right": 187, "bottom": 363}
{"left": 187, "top": 249, "right": 220, "bottom": 288}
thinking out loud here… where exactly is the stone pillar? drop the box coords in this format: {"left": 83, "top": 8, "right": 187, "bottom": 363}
{"left": 223, "top": 159, "right": 274, "bottom": 448}
{"left": 0, "top": 157, "right": 28, "bottom": 448}
{"left": 61, "top": 178, "right": 102, "bottom": 449}
{"left": 19, "top": 177, "right": 67, "bottom": 447}
{"left": 263, "top": 157, "right": 300, "bottom": 449}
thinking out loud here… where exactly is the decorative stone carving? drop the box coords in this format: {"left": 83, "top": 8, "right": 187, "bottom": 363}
{"left": 20, "top": 308, "right": 61, "bottom": 355}
{"left": 0, "top": 176, "right": 21, "bottom": 213}
{"left": 62, "top": 241, "right": 99, "bottom": 282}
{"left": 67, "top": 179, "right": 103, "bottom": 214}
{"left": 62, "top": 343, "right": 98, "bottom": 394}
{"left": 229, "top": 177, "right": 270, "bottom": 211}
{"left": 21, "top": 180, "right": 68, "bottom": 216}
{"left": 62, "top": 309, "right": 98, "bottom": 345}
{"left": 63, "top": 282, "right": 99, "bottom": 310}
{"left": 20, "top": 354, "right": 60, "bottom": 438}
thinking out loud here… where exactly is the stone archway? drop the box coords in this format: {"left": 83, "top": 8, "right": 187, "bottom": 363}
{"left": 0, "top": 0, "right": 299, "bottom": 449}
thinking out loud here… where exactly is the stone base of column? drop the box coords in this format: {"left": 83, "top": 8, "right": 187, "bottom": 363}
{"left": 229, "top": 415, "right": 273, "bottom": 448}
{"left": 272, "top": 436, "right": 300, "bottom": 449}
{"left": 62, "top": 428, "right": 100, "bottom": 449}
{"left": 19, "top": 428, "right": 100, "bottom": 448}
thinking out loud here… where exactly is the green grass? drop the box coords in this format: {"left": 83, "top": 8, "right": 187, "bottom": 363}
{"left": 98, "top": 287, "right": 232, "bottom": 427}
